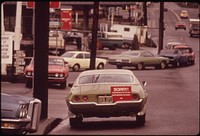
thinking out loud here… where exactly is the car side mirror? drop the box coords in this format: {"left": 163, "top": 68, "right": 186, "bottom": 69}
{"left": 142, "top": 81, "right": 147, "bottom": 87}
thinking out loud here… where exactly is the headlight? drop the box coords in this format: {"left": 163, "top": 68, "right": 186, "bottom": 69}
{"left": 18, "top": 104, "right": 28, "bottom": 118}
{"left": 27, "top": 72, "right": 33, "bottom": 76}
{"left": 59, "top": 73, "right": 64, "bottom": 77}
{"left": 55, "top": 73, "right": 59, "bottom": 77}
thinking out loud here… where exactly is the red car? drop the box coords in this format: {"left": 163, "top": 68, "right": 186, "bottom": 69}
{"left": 24, "top": 55, "right": 69, "bottom": 88}
{"left": 175, "top": 21, "right": 186, "bottom": 30}
{"left": 174, "top": 45, "right": 195, "bottom": 65}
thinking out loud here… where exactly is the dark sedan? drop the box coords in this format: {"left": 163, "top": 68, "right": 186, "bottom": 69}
{"left": 1, "top": 92, "right": 41, "bottom": 135}
{"left": 158, "top": 49, "right": 189, "bottom": 67}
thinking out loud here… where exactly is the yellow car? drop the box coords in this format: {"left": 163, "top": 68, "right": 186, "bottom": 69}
{"left": 180, "top": 10, "right": 188, "bottom": 19}
{"left": 61, "top": 51, "right": 107, "bottom": 72}
{"left": 66, "top": 69, "right": 148, "bottom": 128}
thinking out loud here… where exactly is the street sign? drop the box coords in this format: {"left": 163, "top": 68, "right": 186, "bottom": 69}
{"left": 1, "top": 34, "right": 13, "bottom": 64}
{"left": 60, "top": 9, "right": 72, "bottom": 30}
{"left": 26, "top": 1, "right": 60, "bottom": 9}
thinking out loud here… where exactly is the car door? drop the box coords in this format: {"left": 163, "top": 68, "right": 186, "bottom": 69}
{"left": 75, "top": 53, "right": 87, "bottom": 69}
{"left": 83, "top": 53, "right": 91, "bottom": 68}
{"left": 141, "top": 51, "right": 161, "bottom": 66}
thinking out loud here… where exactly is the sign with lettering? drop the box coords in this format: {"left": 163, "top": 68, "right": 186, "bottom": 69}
{"left": 111, "top": 86, "right": 132, "bottom": 102}
{"left": 1, "top": 35, "right": 13, "bottom": 64}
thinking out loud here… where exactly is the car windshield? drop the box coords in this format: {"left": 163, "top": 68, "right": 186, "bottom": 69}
{"left": 49, "top": 58, "right": 64, "bottom": 66}
{"left": 30, "top": 57, "right": 64, "bottom": 66}
{"left": 61, "top": 52, "right": 75, "bottom": 58}
{"left": 121, "top": 52, "right": 140, "bottom": 56}
{"left": 179, "top": 48, "right": 191, "bottom": 53}
{"left": 79, "top": 74, "right": 133, "bottom": 84}
{"left": 160, "top": 50, "right": 176, "bottom": 54}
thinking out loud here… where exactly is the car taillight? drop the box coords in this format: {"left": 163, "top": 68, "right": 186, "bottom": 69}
{"left": 82, "top": 95, "right": 88, "bottom": 101}
{"left": 74, "top": 96, "right": 80, "bottom": 102}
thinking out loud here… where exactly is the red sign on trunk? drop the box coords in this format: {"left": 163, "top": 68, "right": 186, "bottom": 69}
{"left": 111, "top": 86, "right": 132, "bottom": 102}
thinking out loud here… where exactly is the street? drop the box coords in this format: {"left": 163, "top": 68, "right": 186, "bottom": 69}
{"left": 1, "top": 2, "right": 199, "bottom": 135}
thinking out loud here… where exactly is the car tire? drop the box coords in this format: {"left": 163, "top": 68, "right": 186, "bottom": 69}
{"left": 26, "top": 80, "right": 32, "bottom": 88}
{"left": 159, "top": 61, "right": 166, "bottom": 69}
{"left": 97, "top": 63, "right": 104, "bottom": 69}
{"left": 69, "top": 116, "right": 83, "bottom": 128}
{"left": 72, "top": 64, "right": 80, "bottom": 72}
{"left": 123, "top": 43, "right": 131, "bottom": 49}
{"left": 111, "top": 44, "right": 117, "bottom": 50}
{"left": 136, "top": 113, "right": 146, "bottom": 126}
{"left": 136, "top": 62, "right": 144, "bottom": 70}
{"left": 60, "top": 80, "right": 67, "bottom": 89}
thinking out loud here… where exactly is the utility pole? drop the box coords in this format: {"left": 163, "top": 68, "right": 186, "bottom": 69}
{"left": 143, "top": 2, "right": 147, "bottom": 26}
{"left": 90, "top": 2, "right": 99, "bottom": 70}
{"left": 158, "top": 2, "right": 164, "bottom": 54}
{"left": 34, "top": 2, "right": 49, "bottom": 120}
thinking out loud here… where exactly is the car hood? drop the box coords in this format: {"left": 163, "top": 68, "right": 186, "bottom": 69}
{"left": 1, "top": 93, "right": 33, "bottom": 118}
{"left": 48, "top": 65, "right": 65, "bottom": 73}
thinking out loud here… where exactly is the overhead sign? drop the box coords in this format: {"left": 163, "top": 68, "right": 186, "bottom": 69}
{"left": 111, "top": 86, "right": 132, "bottom": 102}
{"left": 1, "top": 34, "right": 13, "bottom": 64}
{"left": 60, "top": 9, "right": 72, "bottom": 31}
{"left": 26, "top": 1, "right": 60, "bottom": 9}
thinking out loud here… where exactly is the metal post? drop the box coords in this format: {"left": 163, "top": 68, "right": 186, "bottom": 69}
{"left": 14, "top": 2, "right": 22, "bottom": 51}
{"left": 158, "top": 2, "right": 164, "bottom": 54}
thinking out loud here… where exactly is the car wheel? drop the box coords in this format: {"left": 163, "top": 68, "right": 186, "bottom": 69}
{"left": 136, "top": 113, "right": 146, "bottom": 126}
{"left": 60, "top": 80, "right": 67, "bottom": 89}
{"left": 175, "top": 60, "right": 180, "bottom": 67}
{"left": 175, "top": 28, "right": 177, "bottom": 30}
{"left": 26, "top": 80, "right": 32, "bottom": 88}
{"left": 72, "top": 64, "right": 80, "bottom": 72}
{"left": 159, "top": 61, "right": 166, "bottom": 69}
{"left": 111, "top": 45, "right": 117, "bottom": 50}
{"left": 69, "top": 116, "right": 83, "bottom": 128}
{"left": 116, "top": 65, "right": 123, "bottom": 69}
{"left": 136, "top": 62, "right": 144, "bottom": 70}
{"left": 97, "top": 63, "right": 104, "bottom": 69}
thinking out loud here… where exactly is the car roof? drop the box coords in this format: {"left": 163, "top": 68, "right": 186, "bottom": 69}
{"left": 174, "top": 45, "right": 190, "bottom": 49}
{"left": 63, "top": 51, "right": 90, "bottom": 54}
{"left": 79, "top": 69, "right": 134, "bottom": 76}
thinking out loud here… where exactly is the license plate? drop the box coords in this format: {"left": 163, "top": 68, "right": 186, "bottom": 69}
{"left": 98, "top": 96, "right": 112, "bottom": 104}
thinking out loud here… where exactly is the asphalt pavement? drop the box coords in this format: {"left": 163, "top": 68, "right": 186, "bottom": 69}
{"left": 26, "top": 44, "right": 157, "bottom": 135}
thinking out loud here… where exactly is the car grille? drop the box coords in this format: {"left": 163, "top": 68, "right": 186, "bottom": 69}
{"left": 48, "top": 73, "right": 55, "bottom": 77}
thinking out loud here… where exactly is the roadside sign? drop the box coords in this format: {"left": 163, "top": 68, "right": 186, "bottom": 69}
{"left": 60, "top": 9, "right": 72, "bottom": 30}
{"left": 1, "top": 34, "right": 13, "bottom": 64}
{"left": 26, "top": 1, "right": 60, "bottom": 9}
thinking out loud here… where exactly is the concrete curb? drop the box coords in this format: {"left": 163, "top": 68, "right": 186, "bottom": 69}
{"left": 28, "top": 118, "right": 63, "bottom": 135}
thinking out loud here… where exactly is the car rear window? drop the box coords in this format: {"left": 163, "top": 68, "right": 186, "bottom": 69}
{"left": 79, "top": 74, "right": 133, "bottom": 84}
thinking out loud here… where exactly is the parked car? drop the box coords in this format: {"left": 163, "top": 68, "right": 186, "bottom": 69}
{"left": 1, "top": 92, "right": 41, "bottom": 135}
{"left": 180, "top": 10, "right": 189, "bottom": 18}
{"left": 164, "top": 42, "right": 187, "bottom": 49}
{"left": 108, "top": 50, "right": 169, "bottom": 70}
{"left": 66, "top": 69, "right": 148, "bottom": 128}
{"left": 174, "top": 45, "right": 195, "bottom": 65}
{"left": 175, "top": 21, "right": 186, "bottom": 30}
{"left": 158, "top": 49, "right": 189, "bottom": 67}
{"left": 61, "top": 51, "right": 107, "bottom": 72}
{"left": 24, "top": 55, "right": 69, "bottom": 88}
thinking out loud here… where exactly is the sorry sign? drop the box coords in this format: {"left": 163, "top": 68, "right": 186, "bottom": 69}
{"left": 111, "top": 86, "right": 132, "bottom": 102}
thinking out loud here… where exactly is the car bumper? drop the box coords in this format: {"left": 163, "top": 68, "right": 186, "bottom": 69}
{"left": 25, "top": 76, "right": 67, "bottom": 83}
{"left": 67, "top": 98, "right": 146, "bottom": 117}
{"left": 108, "top": 62, "right": 135, "bottom": 67}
